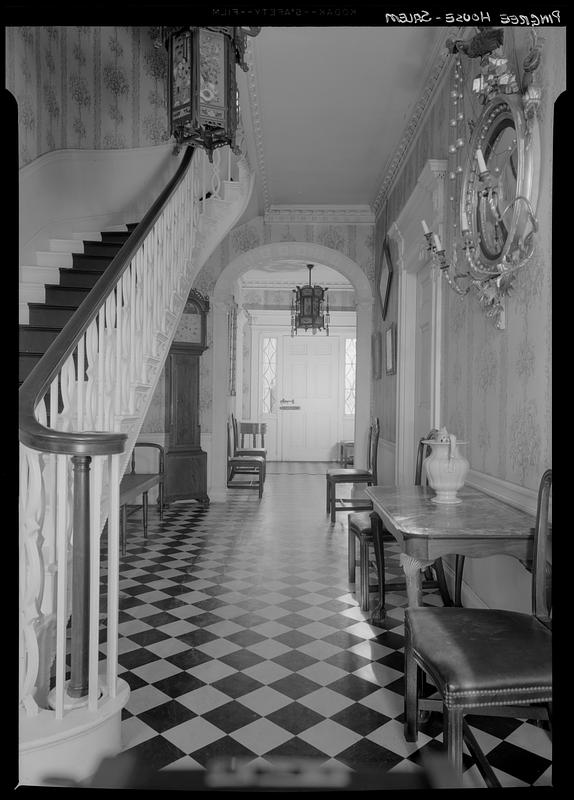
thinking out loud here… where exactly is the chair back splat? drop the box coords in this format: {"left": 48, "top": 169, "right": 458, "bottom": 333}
{"left": 367, "top": 418, "right": 380, "bottom": 484}
{"left": 415, "top": 428, "right": 439, "bottom": 486}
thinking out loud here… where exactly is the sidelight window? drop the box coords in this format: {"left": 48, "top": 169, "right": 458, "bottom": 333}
{"left": 344, "top": 337, "right": 356, "bottom": 415}
{"left": 261, "top": 337, "right": 277, "bottom": 414}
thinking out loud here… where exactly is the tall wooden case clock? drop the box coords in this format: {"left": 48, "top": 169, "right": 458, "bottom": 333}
{"left": 164, "top": 290, "right": 210, "bottom": 506}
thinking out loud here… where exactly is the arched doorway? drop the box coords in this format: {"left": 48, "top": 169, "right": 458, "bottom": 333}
{"left": 208, "top": 242, "right": 373, "bottom": 501}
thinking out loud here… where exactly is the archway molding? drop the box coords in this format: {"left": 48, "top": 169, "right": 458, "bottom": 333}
{"left": 209, "top": 241, "right": 374, "bottom": 501}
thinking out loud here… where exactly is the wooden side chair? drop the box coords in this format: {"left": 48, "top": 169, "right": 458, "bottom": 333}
{"left": 348, "top": 430, "right": 452, "bottom": 613}
{"left": 232, "top": 413, "right": 267, "bottom": 480}
{"left": 404, "top": 469, "right": 552, "bottom": 787}
{"left": 326, "top": 418, "right": 379, "bottom": 524}
{"left": 227, "top": 421, "right": 265, "bottom": 499}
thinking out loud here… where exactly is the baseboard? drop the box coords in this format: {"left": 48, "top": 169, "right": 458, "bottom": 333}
{"left": 465, "top": 468, "right": 538, "bottom": 516}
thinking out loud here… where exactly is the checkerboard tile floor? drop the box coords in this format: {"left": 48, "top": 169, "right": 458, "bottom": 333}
{"left": 99, "top": 465, "right": 552, "bottom": 789}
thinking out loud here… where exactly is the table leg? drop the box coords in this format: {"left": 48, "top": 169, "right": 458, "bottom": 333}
{"left": 399, "top": 553, "right": 434, "bottom": 607}
{"left": 370, "top": 512, "right": 386, "bottom": 625}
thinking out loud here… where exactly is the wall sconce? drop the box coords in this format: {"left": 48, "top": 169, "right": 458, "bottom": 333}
{"left": 160, "top": 26, "right": 260, "bottom": 161}
{"left": 431, "top": 29, "right": 543, "bottom": 329}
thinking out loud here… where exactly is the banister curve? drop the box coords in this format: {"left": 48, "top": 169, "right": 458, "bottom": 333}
{"left": 19, "top": 146, "right": 195, "bottom": 456}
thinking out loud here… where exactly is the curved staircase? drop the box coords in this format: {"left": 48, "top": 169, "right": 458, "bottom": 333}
{"left": 19, "top": 144, "right": 254, "bottom": 785}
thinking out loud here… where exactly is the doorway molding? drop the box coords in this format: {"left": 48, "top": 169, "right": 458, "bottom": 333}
{"left": 393, "top": 159, "right": 446, "bottom": 485}
{"left": 209, "top": 241, "right": 373, "bottom": 501}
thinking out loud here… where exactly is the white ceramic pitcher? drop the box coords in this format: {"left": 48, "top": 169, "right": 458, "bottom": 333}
{"left": 422, "top": 427, "right": 469, "bottom": 504}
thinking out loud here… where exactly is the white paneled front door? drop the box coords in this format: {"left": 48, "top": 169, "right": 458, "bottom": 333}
{"left": 279, "top": 335, "right": 340, "bottom": 461}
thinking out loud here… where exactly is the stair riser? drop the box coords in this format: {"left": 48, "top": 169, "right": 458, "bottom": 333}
{"left": 19, "top": 327, "right": 61, "bottom": 353}
{"left": 58, "top": 269, "right": 103, "bottom": 288}
{"left": 100, "top": 232, "right": 131, "bottom": 244}
{"left": 82, "top": 242, "right": 125, "bottom": 257}
{"left": 72, "top": 254, "right": 113, "bottom": 270}
{"left": 28, "top": 306, "right": 76, "bottom": 326}
{"left": 45, "top": 287, "right": 91, "bottom": 307}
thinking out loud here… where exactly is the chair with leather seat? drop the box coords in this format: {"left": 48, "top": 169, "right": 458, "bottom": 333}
{"left": 231, "top": 413, "right": 267, "bottom": 481}
{"left": 404, "top": 468, "right": 552, "bottom": 787}
{"left": 226, "top": 421, "right": 265, "bottom": 499}
{"left": 348, "top": 429, "right": 452, "bottom": 612}
{"left": 326, "top": 418, "right": 379, "bottom": 524}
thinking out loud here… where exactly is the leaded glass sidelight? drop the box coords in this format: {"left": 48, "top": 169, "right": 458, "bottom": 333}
{"left": 261, "top": 337, "right": 277, "bottom": 415}
{"left": 344, "top": 337, "right": 356, "bottom": 416}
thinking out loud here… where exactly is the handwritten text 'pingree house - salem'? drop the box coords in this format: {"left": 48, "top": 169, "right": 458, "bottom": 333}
{"left": 385, "top": 10, "right": 562, "bottom": 25}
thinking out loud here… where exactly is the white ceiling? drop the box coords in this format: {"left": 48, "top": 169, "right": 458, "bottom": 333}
{"left": 244, "top": 25, "right": 447, "bottom": 209}
{"left": 237, "top": 25, "right": 449, "bottom": 289}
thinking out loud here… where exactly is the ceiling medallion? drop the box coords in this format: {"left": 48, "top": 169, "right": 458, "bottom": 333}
{"left": 423, "top": 28, "right": 543, "bottom": 329}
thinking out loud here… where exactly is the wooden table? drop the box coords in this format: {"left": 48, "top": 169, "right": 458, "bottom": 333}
{"left": 364, "top": 484, "right": 535, "bottom": 616}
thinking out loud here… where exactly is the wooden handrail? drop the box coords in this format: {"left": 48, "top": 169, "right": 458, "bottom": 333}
{"left": 19, "top": 146, "right": 195, "bottom": 455}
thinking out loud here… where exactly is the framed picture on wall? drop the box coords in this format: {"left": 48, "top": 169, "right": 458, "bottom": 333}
{"left": 378, "top": 235, "right": 394, "bottom": 322}
{"left": 371, "top": 332, "right": 382, "bottom": 380}
{"left": 385, "top": 323, "right": 396, "bottom": 375}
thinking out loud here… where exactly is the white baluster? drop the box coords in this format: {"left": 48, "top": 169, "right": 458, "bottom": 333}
{"left": 97, "top": 307, "right": 105, "bottom": 431}
{"left": 51, "top": 453, "right": 69, "bottom": 719}
{"left": 77, "top": 334, "right": 85, "bottom": 430}
{"left": 88, "top": 454, "right": 103, "bottom": 711}
{"left": 19, "top": 444, "right": 42, "bottom": 714}
{"left": 114, "top": 285, "right": 122, "bottom": 425}
{"left": 106, "top": 453, "right": 120, "bottom": 698}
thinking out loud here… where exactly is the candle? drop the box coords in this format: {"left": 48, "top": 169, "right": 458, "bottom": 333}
{"left": 476, "top": 148, "right": 488, "bottom": 174}
{"left": 421, "top": 220, "right": 430, "bottom": 235}
{"left": 461, "top": 210, "right": 469, "bottom": 232}
{"left": 434, "top": 234, "right": 443, "bottom": 251}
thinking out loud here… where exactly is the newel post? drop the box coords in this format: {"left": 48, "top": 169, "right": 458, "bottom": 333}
{"left": 67, "top": 454, "right": 91, "bottom": 699}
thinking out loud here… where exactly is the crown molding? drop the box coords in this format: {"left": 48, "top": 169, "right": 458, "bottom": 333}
{"left": 245, "top": 39, "right": 272, "bottom": 213}
{"left": 264, "top": 205, "right": 375, "bottom": 225}
{"left": 372, "top": 27, "right": 462, "bottom": 218}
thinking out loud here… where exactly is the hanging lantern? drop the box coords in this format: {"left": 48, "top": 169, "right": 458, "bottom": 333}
{"left": 161, "top": 26, "right": 260, "bottom": 161}
{"left": 291, "top": 265, "right": 330, "bottom": 336}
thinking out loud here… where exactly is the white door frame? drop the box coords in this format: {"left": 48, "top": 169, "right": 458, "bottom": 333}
{"left": 209, "top": 242, "right": 373, "bottom": 501}
{"left": 393, "top": 159, "right": 446, "bottom": 485}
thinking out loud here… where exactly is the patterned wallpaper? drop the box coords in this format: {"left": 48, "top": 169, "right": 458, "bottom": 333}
{"left": 374, "top": 27, "right": 561, "bottom": 494}
{"left": 5, "top": 26, "right": 169, "bottom": 166}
